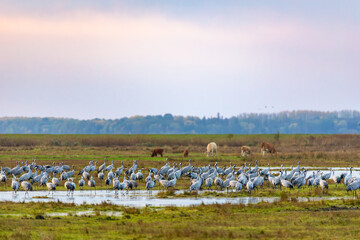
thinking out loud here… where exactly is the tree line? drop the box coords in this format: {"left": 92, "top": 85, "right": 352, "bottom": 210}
{"left": 0, "top": 110, "right": 359, "bottom": 134}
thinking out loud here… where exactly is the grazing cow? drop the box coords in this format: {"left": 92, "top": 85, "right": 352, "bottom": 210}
{"left": 206, "top": 142, "right": 217, "bottom": 157}
{"left": 260, "top": 142, "right": 276, "bottom": 156}
{"left": 240, "top": 146, "right": 251, "bottom": 156}
{"left": 151, "top": 148, "right": 164, "bottom": 157}
{"left": 183, "top": 149, "right": 189, "bottom": 158}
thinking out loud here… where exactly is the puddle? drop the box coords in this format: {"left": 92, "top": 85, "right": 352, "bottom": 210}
{"left": 45, "top": 210, "right": 122, "bottom": 217}
{"left": 0, "top": 190, "right": 350, "bottom": 207}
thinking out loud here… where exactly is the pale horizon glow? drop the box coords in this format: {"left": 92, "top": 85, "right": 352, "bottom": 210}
{"left": 0, "top": 1, "right": 359, "bottom": 119}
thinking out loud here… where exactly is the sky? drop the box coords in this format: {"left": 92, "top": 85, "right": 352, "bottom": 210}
{"left": 0, "top": 1, "right": 359, "bottom": 119}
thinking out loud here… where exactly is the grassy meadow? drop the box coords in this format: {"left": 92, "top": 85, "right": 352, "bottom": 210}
{"left": 0, "top": 134, "right": 360, "bottom": 239}
{"left": 0, "top": 134, "right": 360, "bottom": 192}
{"left": 1, "top": 199, "right": 360, "bottom": 239}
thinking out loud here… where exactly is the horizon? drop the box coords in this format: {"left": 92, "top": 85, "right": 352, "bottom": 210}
{"left": 0, "top": 109, "right": 358, "bottom": 121}
{"left": 1, "top": 1, "right": 359, "bottom": 119}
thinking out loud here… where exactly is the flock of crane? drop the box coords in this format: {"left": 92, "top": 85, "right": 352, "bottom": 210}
{"left": 1, "top": 158, "right": 360, "bottom": 198}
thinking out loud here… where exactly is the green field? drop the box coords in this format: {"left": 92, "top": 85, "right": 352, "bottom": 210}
{"left": 0, "top": 134, "right": 360, "bottom": 239}
{"left": 1, "top": 199, "right": 360, "bottom": 239}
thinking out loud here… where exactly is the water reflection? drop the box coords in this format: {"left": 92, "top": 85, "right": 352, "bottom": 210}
{"left": 0, "top": 190, "right": 350, "bottom": 207}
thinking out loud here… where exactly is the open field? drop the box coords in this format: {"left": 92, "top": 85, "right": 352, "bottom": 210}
{"left": 0, "top": 134, "right": 360, "bottom": 239}
{"left": 0, "top": 134, "right": 360, "bottom": 168}
{"left": 1, "top": 199, "right": 360, "bottom": 239}
{"left": 0, "top": 134, "right": 360, "bottom": 193}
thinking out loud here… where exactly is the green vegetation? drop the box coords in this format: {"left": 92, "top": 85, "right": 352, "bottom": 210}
{"left": 1, "top": 110, "right": 360, "bottom": 134}
{"left": 0, "top": 134, "right": 360, "bottom": 239}
{"left": 0, "top": 199, "right": 360, "bottom": 239}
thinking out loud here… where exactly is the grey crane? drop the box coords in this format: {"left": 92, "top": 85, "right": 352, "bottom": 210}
{"left": 83, "top": 162, "right": 93, "bottom": 173}
{"left": 205, "top": 177, "right": 213, "bottom": 189}
{"left": 159, "top": 176, "right": 177, "bottom": 190}
{"left": 31, "top": 172, "right": 44, "bottom": 189}
{"left": 271, "top": 171, "right": 281, "bottom": 189}
{"left": 53, "top": 163, "right": 64, "bottom": 175}
{"left": 321, "top": 168, "right": 332, "bottom": 181}
{"left": 222, "top": 178, "right": 233, "bottom": 193}
{"left": 9, "top": 162, "right": 20, "bottom": 176}
{"left": 113, "top": 177, "right": 121, "bottom": 195}
{"left": 253, "top": 170, "right": 264, "bottom": 189}
{"left": 146, "top": 179, "right": 156, "bottom": 194}
{"left": 226, "top": 166, "right": 236, "bottom": 180}
{"left": 105, "top": 160, "right": 114, "bottom": 172}
{"left": 237, "top": 172, "right": 248, "bottom": 185}
{"left": 2, "top": 166, "right": 11, "bottom": 175}
{"left": 98, "top": 170, "right": 105, "bottom": 186}
{"left": 224, "top": 162, "right": 233, "bottom": 176}
{"left": 97, "top": 157, "right": 107, "bottom": 173}
{"left": 145, "top": 171, "right": 152, "bottom": 183}
{"left": 292, "top": 175, "right": 306, "bottom": 190}
{"left": 136, "top": 170, "right": 143, "bottom": 182}
{"left": 129, "top": 171, "right": 137, "bottom": 181}
{"left": 30, "top": 169, "right": 38, "bottom": 180}
{"left": 331, "top": 170, "right": 341, "bottom": 187}
{"left": 107, "top": 169, "right": 114, "bottom": 181}
{"left": 123, "top": 175, "right": 131, "bottom": 192}
{"left": 114, "top": 162, "right": 124, "bottom": 176}
{"left": 40, "top": 175, "right": 48, "bottom": 189}
{"left": 250, "top": 160, "right": 259, "bottom": 174}
{"left": 126, "top": 160, "right": 138, "bottom": 175}
{"left": 280, "top": 179, "right": 293, "bottom": 191}
{"left": 0, "top": 168, "right": 7, "bottom": 188}
{"left": 60, "top": 171, "right": 68, "bottom": 181}
{"left": 229, "top": 180, "right": 239, "bottom": 190}
{"left": 149, "top": 167, "right": 158, "bottom": 174}
{"left": 159, "top": 160, "right": 171, "bottom": 176}
{"left": 21, "top": 181, "right": 33, "bottom": 198}
{"left": 46, "top": 182, "right": 56, "bottom": 197}
{"left": 67, "top": 165, "right": 75, "bottom": 178}
{"left": 45, "top": 162, "right": 56, "bottom": 174}
{"left": 189, "top": 177, "right": 202, "bottom": 192}
{"left": 52, "top": 173, "right": 59, "bottom": 186}
{"left": 129, "top": 180, "right": 138, "bottom": 190}
{"left": 246, "top": 179, "right": 254, "bottom": 193}
{"left": 168, "top": 171, "right": 176, "bottom": 181}
{"left": 78, "top": 176, "right": 85, "bottom": 190}
{"left": 105, "top": 178, "right": 111, "bottom": 186}
{"left": 181, "top": 159, "right": 192, "bottom": 175}
{"left": 118, "top": 178, "right": 126, "bottom": 194}
{"left": 235, "top": 182, "right": 243, "bottom": 191}
{"left": 214, "top": 174, "right": 224, "bottom": 190}
{"left": 344, "top": 167, "right": 353, "bottom": 186}
{"left": 346, "top": 180, "right": 360, "bottom": 198}
{"left": 62, "top": 163, "right": 71, "bottom": 171}
{"left": 88, "top": 176, "right": 96, "bottom": 195}
{"left": 174, "top": 163, "right": 182, "bottom": 178}
{"left": 18, "top": 170, "right": 32, "bottom": 182}
{"left": 82, "top": 171, "right": 90, "bottom": 181}
{"left": 260, "top": 164, "right": 270, "bottom": 176}
{"left": 11, "top": 175, "right": 19, "bottom": 195}
{"left": 319, "top": 174, "right": 328, "bottom": 192}
{"left": 89, "top": 161, "right": 97, "bottom": 172}
{"left": 65, "top": 178, "right": 76, "bottom": 196}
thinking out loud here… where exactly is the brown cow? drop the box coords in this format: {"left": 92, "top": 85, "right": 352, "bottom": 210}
{"left": 240, "top": 146, "right": 251, "bottom": 156}
{"left": 260, "top": 142, "right": 276, "bottom": 155}
{"left": 151, "top": 148, "right": 164, "bottom": 157}
{"left": 183, "top": 149, "right": 189, "bottom": 157}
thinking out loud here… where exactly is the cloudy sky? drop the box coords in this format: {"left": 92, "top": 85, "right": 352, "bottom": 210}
{"left": 0, "top": 1, "right": 359, "bottom": 119}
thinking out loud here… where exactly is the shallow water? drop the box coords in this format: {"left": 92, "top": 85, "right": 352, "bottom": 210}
{"left": 0, "top": 190, "right": 349, "bottom": 207}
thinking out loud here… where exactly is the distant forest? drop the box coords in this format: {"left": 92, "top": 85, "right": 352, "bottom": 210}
{"left": 1, "top": 111, "right": 360, "bottom": 134}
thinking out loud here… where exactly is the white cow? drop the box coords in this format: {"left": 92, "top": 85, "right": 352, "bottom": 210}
{"left": 206, "top": 142, "right": 217, "bottom": 157}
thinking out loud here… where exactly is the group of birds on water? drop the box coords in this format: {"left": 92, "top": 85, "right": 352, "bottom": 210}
{"left": 1, "top": 158, "right": 360, "bottom": 198}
